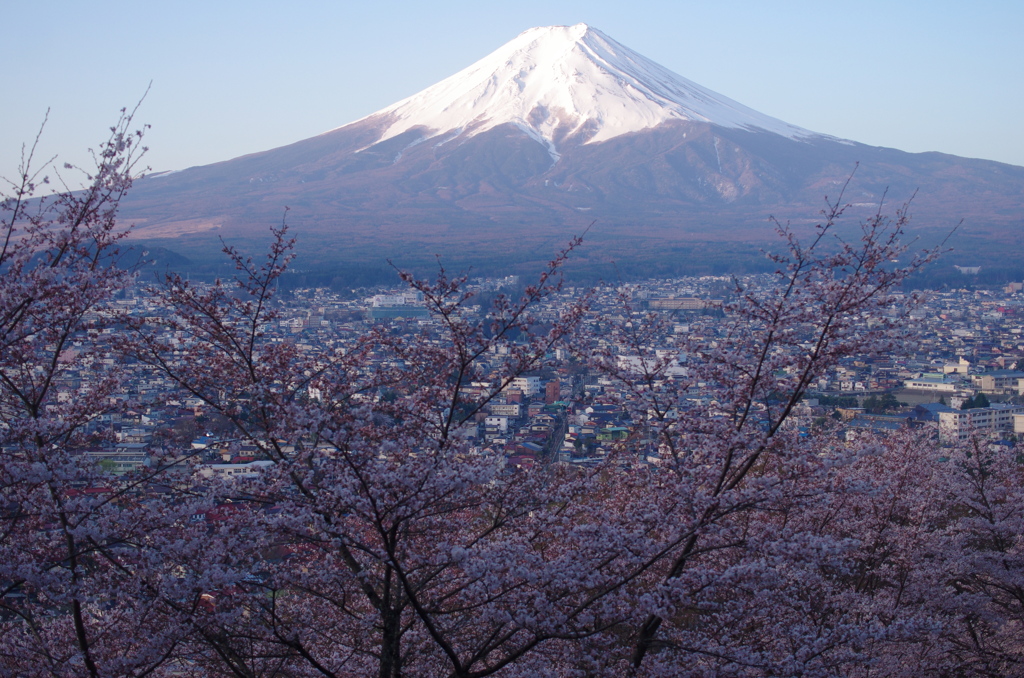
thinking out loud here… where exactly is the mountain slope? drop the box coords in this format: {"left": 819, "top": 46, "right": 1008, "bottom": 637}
{"left": 350, "top": 23, "right": 817, "bottom": 158}
{"left": 120, "top": 24, "right": 1024, "bottom": 273}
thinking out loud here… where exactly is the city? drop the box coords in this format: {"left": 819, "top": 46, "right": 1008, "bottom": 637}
{"left": 73, "top": 270, "right": 1024, "bottom": 477}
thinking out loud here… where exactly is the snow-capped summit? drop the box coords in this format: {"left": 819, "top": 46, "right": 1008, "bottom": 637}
{"left": 349, "top": 23, "right": 818, "bottom": 160}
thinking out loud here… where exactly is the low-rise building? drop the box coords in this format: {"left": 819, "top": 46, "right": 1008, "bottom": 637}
{"left": 971, "top": 370, "right": 1024, "bottom": 394}
{"left": 904, "top": 373, "right": 960, "bottom": 392}
{"left": 511, "top": 376, "right": 542, "bottom": 397}
{"left": 199, "top": 460, "right": 274, "bottom": 479}
{"left": 938, "top": 403, "right": 1024, "bottom": 442}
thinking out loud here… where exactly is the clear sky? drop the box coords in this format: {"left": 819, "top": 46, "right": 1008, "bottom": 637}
{"left": 4, "top": 0, "right": 1022, "bottom": 184}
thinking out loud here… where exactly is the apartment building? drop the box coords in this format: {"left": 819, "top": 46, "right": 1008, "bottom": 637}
{"left": 971, "top": 370, "right": 1024, "bottom": 394}
{"left": 938, "top": 403, "right": 1024, "bottom": 442}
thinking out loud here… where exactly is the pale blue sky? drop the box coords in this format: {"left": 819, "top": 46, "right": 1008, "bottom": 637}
{"left": 4, "top": 0, "right": 1022, "bottom": 182}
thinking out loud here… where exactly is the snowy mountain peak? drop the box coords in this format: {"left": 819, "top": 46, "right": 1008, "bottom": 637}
{"left": 348, "top": 23, "right": 818, "bottom": 159}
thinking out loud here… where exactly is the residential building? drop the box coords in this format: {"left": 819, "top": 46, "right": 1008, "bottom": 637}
{"left": 971, "top": 370, "right": 1024, "bottom": 394}
{"left": 938, "top": 403, "right": 1024, "bottom": 442}
{"left": 511, "top": 376, "right": 542, "bottom": 397}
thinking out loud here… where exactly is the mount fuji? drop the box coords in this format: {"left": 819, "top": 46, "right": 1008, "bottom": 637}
{"left": 349, "top": 24, "right": 817, "bottom": 159}
{"left": 122, "top": 24, "right": 1024, "bottom": 277}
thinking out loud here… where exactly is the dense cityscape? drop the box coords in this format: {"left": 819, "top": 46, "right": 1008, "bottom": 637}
{"left": 80, "top": 273, "right": 1024, "bottom": 480}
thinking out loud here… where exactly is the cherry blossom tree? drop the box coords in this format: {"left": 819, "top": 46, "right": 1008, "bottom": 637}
{"left": 117, "top": 179, "right": 967, "bottom": 678}
{"left": 577, "top": 186, "right": 950, "bottom": 675}
{"left": 124, "top": 228, "right": 644, "bottom": 677}
{"left": 9, "top": 111, "right": 1024, "bottom": 678}
{"left": 0, "top": 106, "right": 199, "bottom": 676}
{"left": 933, "top": 437, "right": 1024, "bottom": 675}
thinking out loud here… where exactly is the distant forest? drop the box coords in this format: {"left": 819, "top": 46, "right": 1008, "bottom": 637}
{"left": 127, "top": 236, "right": 1024, "bottom": 293}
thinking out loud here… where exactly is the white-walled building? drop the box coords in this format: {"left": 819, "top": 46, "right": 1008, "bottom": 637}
{"left": 904, "top": 373, "right": 960, "bottom": 393}
{"left": 484, "top": 415, "right": 509, "bottom": 432}
{"left": 511, "top": 376, "right": 542, "bottom": 396}
{"left": 199, "top": 460, "right": 274, "bottom": 479}
{"left": 939, "top": 403, "right": 1024, "bottom": 442}
{"left": 971, "top": 371, "right": 1024, "bottom": 394}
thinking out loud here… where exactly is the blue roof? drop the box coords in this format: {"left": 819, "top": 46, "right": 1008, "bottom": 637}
{"left": 916, "top": 402, "right": 956, "bottom": 414}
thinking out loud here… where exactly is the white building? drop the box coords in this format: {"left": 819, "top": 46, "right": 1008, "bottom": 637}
{"left": 484, "top": 415, "right": 509, "bottom": 432}
{"left": 971, "top": 371, "right": 1024, "bottom": 394}
{"left": 904, "top": 373, "right": 959, "bottom": 393}
{"left": 370, "top": 291, "right": 424, "bottom": 307}
{"left": 489, "top": 403, "right": 522, "bottom": 417}
{"left": 199, "top": 460, "right": 274, "bottom": 479}
{"left": 939, "top": 404, "right": 1024, "bottom": 442}
{"left": 511, "top": 376, "right": 542, "bottom": 396}
{"left": 616, "top": 353, "right": 688, "bottom": 379}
